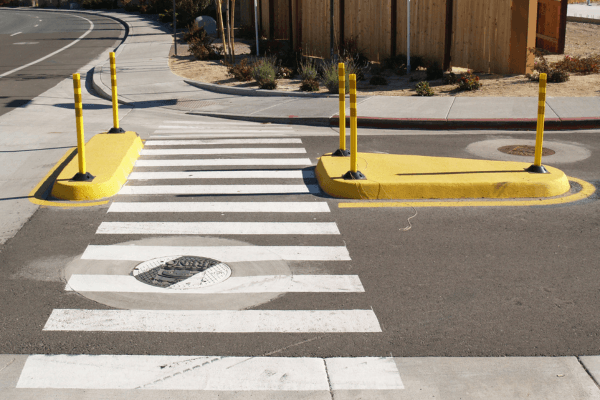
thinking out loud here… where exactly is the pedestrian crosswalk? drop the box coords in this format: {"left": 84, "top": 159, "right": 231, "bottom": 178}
{"left": 22, "top": 119, "right": 402, "bottom": 394}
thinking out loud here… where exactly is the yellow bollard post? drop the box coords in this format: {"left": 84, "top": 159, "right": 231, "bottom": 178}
{"left": 526, "top": 73, "right": 549, "bottom": 174}
{"left": 109, "top": 52, "right": 125, "bottom": 133}
{"left": 72, "top": 73, "right": 94, "bottom": 181}
{"left": 333, "top": 63, "right": 349, "bottom": 157}
{"left": 343, "top": 74, "right": 366, "bottom": 180}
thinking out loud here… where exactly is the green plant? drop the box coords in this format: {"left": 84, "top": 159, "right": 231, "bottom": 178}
{"left": 426, "top": 61, "right": 444, "bottom": 81}
{"left": 442, "top": 72, "right": 458, "bottom": 84}
{"left": 456, "top": 71, "right": 482, "bottom": 91}
{"left": 415, "top": 81, "right": 434, "bottom": 96}
{"left": 227, "top": 59, "right": 254, "bottom": 81}
{"left": 322, "top": 58, "right": 363, "bottom": 94}
{"left": 299, "top": 59, "right": 319, "bottom": 81}
{"left": 253, "top": 56, "right": 278, "bottom": 89}
{"left": 300, "top": 79, "right": 320, "bottom": 92}
{"left": 369, "top": 75, "right": 388, "bottom": 85}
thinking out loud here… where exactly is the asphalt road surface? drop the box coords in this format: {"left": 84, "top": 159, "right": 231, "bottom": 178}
{"left": 0, "top": 9, "right": 123, "bottom": 116}
{"left": 1, "top": 116, "right": 598, "bottom": 359}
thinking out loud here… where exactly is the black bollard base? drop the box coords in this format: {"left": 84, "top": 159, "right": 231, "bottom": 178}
{"left": 72, "top": 172, "right": 95, "bottom": 182}
{"left": 343, "top": 170, "right": 367, "bottom": 180}
{"left": 332, "top": 149, "right": 351, "bottom": 157}
{"left": 526, "top": 164, "right": 549, "bottom": 174}
{"left": 108, "top": 127, "right": 126, "bottom": 134}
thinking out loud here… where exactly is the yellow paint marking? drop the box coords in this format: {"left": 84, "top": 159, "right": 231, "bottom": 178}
{"left": 338, "top": 177, "right": 596, "bottom": 208}
{"left": 28, "top": 147, "right": 108, "bottom": 208}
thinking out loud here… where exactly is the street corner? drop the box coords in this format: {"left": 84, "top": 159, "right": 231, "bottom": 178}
{"left": 315, "top": 152, "right": 596, "bottom": 208}
{"left": 31, "top": 131, "right": 143, "bottom": 206}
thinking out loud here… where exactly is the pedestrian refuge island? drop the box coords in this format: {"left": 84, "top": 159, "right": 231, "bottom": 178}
{"left": 316, "top": 70, "right": 571, "bottom": 201}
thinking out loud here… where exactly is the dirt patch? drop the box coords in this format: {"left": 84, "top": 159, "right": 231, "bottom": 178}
{"left": 169, "top": 22, "right": 600, "bottom": 97}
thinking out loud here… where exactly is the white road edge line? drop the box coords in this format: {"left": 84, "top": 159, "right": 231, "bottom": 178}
{"left": 10, "top": 32, "right": 22, "bottom": 36}
{"left": 81, "top": 245, "right": 350, "bottom": 261}
{"left": 65, "top": 274, "right": 365, "bottom": 293}
{"left": 16, "top": 355, "right": 403, "bottom": 391}
{"left": 0, "top": 14, "right": 94, "bottom": 78}
{"left": 42, "top": 309, "right": 382, "bottom": 332}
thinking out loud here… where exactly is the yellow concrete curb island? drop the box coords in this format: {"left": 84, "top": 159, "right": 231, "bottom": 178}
{"left": 50, "top": 131, "right": 143, "bottom": 201}
{"left": 316, "top": 153, "right": 572, "bottom": 200}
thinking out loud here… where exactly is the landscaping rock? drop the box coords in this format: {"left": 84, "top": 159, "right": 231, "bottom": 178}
{"left": 195, "top": 16, "right": 217, "bottom": 35}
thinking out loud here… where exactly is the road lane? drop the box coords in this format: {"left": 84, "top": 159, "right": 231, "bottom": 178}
{"left": 0, "top": 10, "right": 123, "bottom": 116}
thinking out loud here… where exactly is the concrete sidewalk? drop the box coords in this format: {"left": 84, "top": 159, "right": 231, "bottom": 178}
{"left": 88, "top": 9, "right": 600, "bottom": 131}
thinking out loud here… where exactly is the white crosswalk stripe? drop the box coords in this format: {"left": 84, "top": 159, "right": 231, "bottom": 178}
{"left": 118, "top": 184, "right": 321, "bottom": 195}
{"left": 141, "top": 147, "right": 307, "bottom": 155}
{"left": 81, "top": 245, "right": 350, "bottom": 261}
{"left": 33, "top": 121, "right": 397, "bottom": 394}
{"left": 66, "top": 274, "right": 365, "bottom": 293}
{"left": 43, "top": 309, "right": 382, "bottom": 332}
{"left": 135, "top": 158, "right": 313, "bottom": 166}
{"left": 128, "top": 170, "right": 315, "bottom": 180}
{"left": 146, "top": 138, "right": 303, "bottom": 145}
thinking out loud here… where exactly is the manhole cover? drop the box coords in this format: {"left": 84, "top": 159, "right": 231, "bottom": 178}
{"left": 132, "top": 256, "right": 232, "bottom": 290}
{"left": 498, "top": 145, "right": 555, "bottom": 157}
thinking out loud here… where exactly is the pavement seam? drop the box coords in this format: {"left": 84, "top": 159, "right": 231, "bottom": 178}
{"left": 545, "top": 99, "right": 562, "bottom": 122}
{"left": 322, "top": 358, "right": 336, "bottom": 400}
{"left": 577, "top": 356, "right": 600, "bottom": 390}
{"left": 445, "top": 96, "right": 456, "bottom": 121}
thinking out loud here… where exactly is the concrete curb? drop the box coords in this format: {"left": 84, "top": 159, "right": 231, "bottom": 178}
{"left": 184, "top": 79, "right": 339, "bottom": 98}
{"left": 51, "top": 132, "right": 143, "bottom": 201}
{"left": 567, "top": 15, "right": 600, "bottom": 25}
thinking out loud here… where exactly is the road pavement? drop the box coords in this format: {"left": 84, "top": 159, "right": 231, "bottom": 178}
{"left": 0, "top": 9, "right": 124, "bottom": 116}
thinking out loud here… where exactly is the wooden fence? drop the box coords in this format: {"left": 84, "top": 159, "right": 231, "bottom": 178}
{"left": 241, "top": 0, "right": 549, "bottom": 74}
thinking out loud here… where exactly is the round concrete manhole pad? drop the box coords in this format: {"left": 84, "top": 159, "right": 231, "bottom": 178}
{"left": 133, "top": 256, "right": 231, "bottom": 290}
{"left": 498, "top": 145, "right": 555, "bottom": 157}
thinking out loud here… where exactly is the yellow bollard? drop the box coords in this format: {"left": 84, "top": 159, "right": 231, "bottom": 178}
{"left": 343, "top": 74, "right": 366, "bottom": 180}
{"left": 527, "top": 73, "right": 549, "bottom": 174}
{"left": 72, "top": 73, "right": 94, "bottom": 181}
{"left": 109, "top": 52, "right": 125, "bottom": 133}
{"left": 333, "top": 63, "right": 349, "bottom": 157}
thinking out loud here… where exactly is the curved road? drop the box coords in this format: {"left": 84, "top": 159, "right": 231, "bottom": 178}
{"left": 0, "top": 9, "right": 124, "bottom": 116}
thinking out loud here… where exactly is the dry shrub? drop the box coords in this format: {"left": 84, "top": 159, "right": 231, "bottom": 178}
{"left": 300, "top": 79, "right": 320, "bottom": 92}
{"left": 185, "top": 25, "right": 221, "bottom": 61}
{"left": 552, "top": 54, "right": 600, "bottom": 74}
{"left": 227, "top": 59, "right": 254, "bottom": 82}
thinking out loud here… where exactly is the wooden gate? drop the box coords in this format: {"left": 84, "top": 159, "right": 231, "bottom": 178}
{"left": 536, "top": 0, "right": 568, "bottom": 53}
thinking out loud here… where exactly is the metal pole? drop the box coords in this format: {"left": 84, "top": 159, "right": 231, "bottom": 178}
{"left": 330, "top": 0, "right": 334, "bottom": 59}
{"left": 172, "top": 0, "right": 177, "bottom": 56}
{"left": 406, "top": 0, "right": 411, "bottom": 74}
{"left": 254, "top": 0, "right": 259, "bottom": 55}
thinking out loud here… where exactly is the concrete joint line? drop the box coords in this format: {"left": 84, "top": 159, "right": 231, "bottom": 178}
{"left": 248, "top": 98, "right": 299, "bottom": 116}
{"left": 545, "top": 100, "right": 561, "bottom": 122}
{"left": 578, "top": 356, "right": 600, "bottom": 390}
{"left": 323, "top": 359, "right": 335, "bottom": 400}
{"left": 445, "top": 96, "right": 457, "bottom": 121}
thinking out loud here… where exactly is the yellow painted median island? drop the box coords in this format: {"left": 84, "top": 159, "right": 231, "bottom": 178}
{"left": 51, "top": 131, "right": 143, "bottom": 201}
{"left": 316, "top": 153, "right": 571, "bottom": 200}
